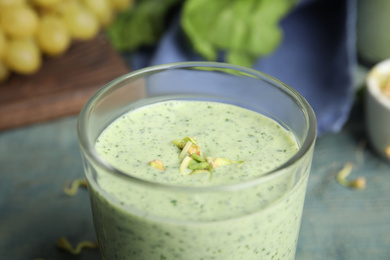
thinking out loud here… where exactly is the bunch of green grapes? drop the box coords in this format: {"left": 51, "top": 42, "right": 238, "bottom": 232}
{"left": 0, "top": 0, "right": 133, "bottom": 83}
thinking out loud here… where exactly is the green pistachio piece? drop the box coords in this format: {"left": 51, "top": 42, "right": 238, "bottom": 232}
{"left": 183, "top": 136, "right": 197, "bottom": 144}
{"left": 191, "top": 153, "right": 206, "bottom": 162}
{"left": 149, "top": 160, "right": 165, "bottom": 171}
{"left": 207, "top": 157, "right": 243, "bottom": 169}
{"left": 173, "top": 136, "right": 243, "bottom": 180}
{"left": 172, "top": 139, "right": 185, "bottom": 149}
{"left": 188, "top": 160, "right": 210, "bottom": 170}
{"left": 172, "top": 137, "right": 197, "bottom": 149}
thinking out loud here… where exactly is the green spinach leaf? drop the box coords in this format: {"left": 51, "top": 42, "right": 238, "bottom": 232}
{"left": 107, "top": 0, "right": 182, "bottom": 51}
{"left": 181, "top": 0, "right": 298, "bottom": 66}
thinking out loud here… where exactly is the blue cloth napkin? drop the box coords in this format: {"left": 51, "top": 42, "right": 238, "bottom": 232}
{"left": 127, "top": 0, "right": 357, "bottom": 136}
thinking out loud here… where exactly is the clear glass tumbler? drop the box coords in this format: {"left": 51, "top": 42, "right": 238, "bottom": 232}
{"left": 77, "top": 62, "right": 317, "bottom": 260}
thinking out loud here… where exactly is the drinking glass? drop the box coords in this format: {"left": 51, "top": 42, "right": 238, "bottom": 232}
{"left": 77, "top": 62, "right": 317, "bottom": 260}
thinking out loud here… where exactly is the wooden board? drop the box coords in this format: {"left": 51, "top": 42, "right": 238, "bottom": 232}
{"left": 0, "top": 33, "right": 130, "bottom": 131}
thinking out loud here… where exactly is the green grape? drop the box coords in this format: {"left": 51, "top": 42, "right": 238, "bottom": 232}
{"left": 110, "top": 0, "right": 133, "bottom": 11}
{"left": 54, "top": 0, "right": 81, "bottom": 15}
{"left": 36, "top": 15, "right": 71, "bottom": 56}
{"left": 0, "top": 28, "right": 7, "bottom": 60}
{"left": 82, "top": 0, "right": 113, "bottom": 27}
{"left": 0, "top": 60, "right": 10, "bottom": 83}
{"left": 4, "top": 38, "right": 41, "bottom": 75}
{"left": 62, "top": 6, "right": 99, "bottom": 40}
{"left": 0, "top": 5, "right": 39, "bottom": 38}
{"left": 0, "top": 0, "right": 26, "bottom": 8}
{"left": 31, "top": 0, "right": 60, "bottom": 9}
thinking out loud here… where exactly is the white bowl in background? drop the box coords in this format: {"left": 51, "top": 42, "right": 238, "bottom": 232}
{"left": 365, "top": 59, "right": 390, "bottom": 162}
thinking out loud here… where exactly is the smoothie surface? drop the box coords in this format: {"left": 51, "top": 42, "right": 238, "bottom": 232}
{"left": 95, "top": 100, "right": 299, "bottom": 186}
{"left": 90, "top": 100, "right": 309, "bottom": 260}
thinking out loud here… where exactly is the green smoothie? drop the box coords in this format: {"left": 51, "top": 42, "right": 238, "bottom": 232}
{"left": 89, "top": 100, "right": 310, "bottom": 260}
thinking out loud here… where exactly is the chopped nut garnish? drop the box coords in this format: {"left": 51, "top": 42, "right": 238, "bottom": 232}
{"left": 188, "top": 144, "right": 201, "bottom": 155}
{"left": 207, "top": 157, "right": 243, "bottom": 169}
{"left": 191, "top": 153, "right": 206, "bottom": 162}
{"left": 149, "top": 160, "right": 165, "bottom": 171}
{"left": 336, "top": 162, "right": 366, "bottom": 190}
{"left": 188, "top": 160, "right": 210, "bottom": 170}
{"left": 56, "top": 237, "right": 98, "bottom": 255}
{"left": 173, "top": 136, "right": 244, "bottom": 178}
{"left": 63, "top": 179, "right": 88, "bottom": 196}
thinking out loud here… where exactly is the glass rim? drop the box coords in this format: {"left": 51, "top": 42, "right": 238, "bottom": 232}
{"left": 77, "top": 61, "right": 317, "bottom": 192}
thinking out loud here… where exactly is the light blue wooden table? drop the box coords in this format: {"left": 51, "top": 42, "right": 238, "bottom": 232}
{"left": 1, "top": 96, "right": 389, "bottom": 259}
